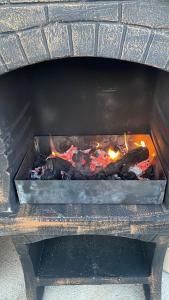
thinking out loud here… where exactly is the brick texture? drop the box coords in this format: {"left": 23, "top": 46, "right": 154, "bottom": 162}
{"left": 18, "top": 28, "right": 49, "bottom": 64}
{"left": 48, "top": 2, "right": 118, "bottom": 23}
{"left": 0, "top": 6, "right": 46, "bottom": 33}
{"left": 0, "top": 2, "right": 168, "bottom": 75}
{"left": 44, "top": 23, "right": 71, "bottom": 58}
{"left": 71, "top": 23, "right": 95, "bottom": 56}
{"left": 0, "top": 58, "right": 7, "bottom": 75}
{"left": 97, "top": 24, "right": 123, "bottom": 58}
{"left": 0, "top": 34, "right": 27, "bottom": 70}
{"left": 122, "top": 26, "right": 151, "bottom": 62}
{"left": 122, "top": 2, "right": 169, "bottom": 29}
{"left": 145, "top": 33, "right": 169, "bottom": 69}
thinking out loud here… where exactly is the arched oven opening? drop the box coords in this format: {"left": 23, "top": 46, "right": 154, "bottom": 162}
{"left": 0, "top": 57, "right": 168, "bottom": 211}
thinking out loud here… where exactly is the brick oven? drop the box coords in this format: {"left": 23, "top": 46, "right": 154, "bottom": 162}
{"left": 0, "top": 1, "right": 169, "bottom": 300}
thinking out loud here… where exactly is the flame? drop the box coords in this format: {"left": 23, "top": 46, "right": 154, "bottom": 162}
{"left": 49, "top": 135, "right": 57, "bottom": 154}
{"left": 133, "top": 135, "right": 156, "bottom": 160}
{"left": 124, "top": 133, "right": 128, "bottom": 152}
{"left": 134, "top": 140, "right": 146, "bottom": 148}
{"left": 47, "top": 134, "right": 156, "bottom": 174}
{"left": 108, "top": 148, "right": 120, "bottom": 161}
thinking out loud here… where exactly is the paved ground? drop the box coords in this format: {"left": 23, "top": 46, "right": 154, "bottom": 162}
{"left": 0, "top": 236, "right": 168, "bottom": 300}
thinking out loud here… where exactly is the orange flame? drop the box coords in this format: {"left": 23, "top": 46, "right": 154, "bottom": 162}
{"left": 108, "top": 148, "right": 120, "bottom": 161}
{"left": 133, "top": 135, "right": 156, "bottom": 160}
{"left": 124, "top": 133, "right": 128, "bottom": 152}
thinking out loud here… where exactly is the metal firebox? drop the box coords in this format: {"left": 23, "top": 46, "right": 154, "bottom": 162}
{"left": 15, "top": 135, "right": 166, "bottom": 205}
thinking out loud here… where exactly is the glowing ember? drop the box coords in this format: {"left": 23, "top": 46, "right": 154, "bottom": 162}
{"left": 96, "top": 142, "right": 101, "bottom": 149}
{"left": 30, "top": 134, "right": 159, "bottom": 180}
{"left": 108, "top": 148, "right": 120, "bottom": 160}
{"left": 48, "top": 144, "right": 78, "bottom": 166}
{"left": 134, "top": 140, "right": 146, "bottom": 148}
{"left": 132, "top": 135, "right": 156, "bottom": 160}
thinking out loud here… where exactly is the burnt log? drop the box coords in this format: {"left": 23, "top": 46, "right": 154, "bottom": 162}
{"left": 104, "top": 147, "right": 149, "bottom": 176}
{"left": 46, "top": 157, "right": 72, "bottom": 179}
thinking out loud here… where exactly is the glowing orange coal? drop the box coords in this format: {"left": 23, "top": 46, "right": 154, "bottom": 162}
{"left": 48, "top": 136, "right": 77, "bottom": 165}
{"left": 48, "top": 134, "right": 156, "bottom": 173}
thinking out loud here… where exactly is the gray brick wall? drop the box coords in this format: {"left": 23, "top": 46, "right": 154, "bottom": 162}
{"left": 145, "top": 33, "right": 169, "bottom": 69}
{"left": 48, "top": 2, "right": 118, "bottom": 23}
{"left": 18, "top": 28, "right": 49, "bottom": 64}
{"left": 0, "top": 6, "right": 46, "bottom": 33}
{"left": 0, "top": 34, "right": 27, "bottom": 70}
{"left": 71, "top": 23, "right": 95, "bottom": 56}
{"left": 44, "top": 22, "right": 71, "bottom": 58}
{"left": 97, "top": 24, "right": 123, "bottom": 58}
{"left": 122, "top": 2, "right": 169, "bottom": 29}
{"left": 121, "top": 26, "right": 151, "bottom": 63}
{"left": 0, "top": 0, "right": 168, "bottom": 75}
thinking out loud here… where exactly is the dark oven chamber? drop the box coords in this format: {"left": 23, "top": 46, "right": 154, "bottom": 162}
{"left": 0, "top": 58, "right": 169, "bottom": 207}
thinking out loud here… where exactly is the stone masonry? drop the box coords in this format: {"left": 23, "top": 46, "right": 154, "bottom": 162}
{"left": 0, "top": 1, "right": 168, "bottom": 75}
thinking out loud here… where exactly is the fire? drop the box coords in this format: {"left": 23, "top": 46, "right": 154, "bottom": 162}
{"left": 124, "top": 133, "right": 128, "bottom": 152}
{"left": 47, "top": 134, "right": 156, "bottom": 174}
{"left": 133, "top": 135, "right": 156, "bottom": 160}
{"left": 108, "top": 148, "right": 120, "bottom": 161}
{"left": 134, "top": 140, "right": 146, "bottom": 148}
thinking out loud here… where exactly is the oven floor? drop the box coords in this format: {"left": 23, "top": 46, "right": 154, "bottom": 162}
{"left": 0, "top": 236, "right": 169, "bottom": 300}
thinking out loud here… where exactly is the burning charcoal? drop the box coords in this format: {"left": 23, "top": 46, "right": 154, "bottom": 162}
{"left": 104, "top": 147, "right": 149, "bottom": 176}
{"left": 121, "top": 147, "right": 149, "bottom": 169}
{"left": 72, "top": 150, "right": 90, "bottom": 167}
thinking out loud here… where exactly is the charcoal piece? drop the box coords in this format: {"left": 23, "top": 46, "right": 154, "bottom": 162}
{"left": 120, "top": 171, "right": 138, "bottom": 180}
{"left": 72, "top": 151, "right": 91, "bottom": 167}
{"left": 121, "top": 147, "right": 149, "bottom": 172}
{"left": 61, "top": 171, "right": 72, "bottom": 180}
{"left": 46, "top": 157, "right": 72, "bottom": 173}
{"left": 142, "top": 165, "right": 155, "bottom": 179}
{"left": 104, "top": 147, "right": 149, "bottom": 176}
{"left": 33, "top": 153, "right": 46, "bottom": 168}
{"left": 67, "top": 167, "right": 86, "bottom": 180}
{"left": 41, "top": 169, "right": 56, "bottom": 180}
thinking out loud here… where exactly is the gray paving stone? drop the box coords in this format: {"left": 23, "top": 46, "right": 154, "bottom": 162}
{"left": 122, "top": 2, "right": 169, "bottom": 29}
{"left": 72, "top": 23, "right": 95, "bottom": 56}
{"left": 0, "top": 6, "right": 46, "bottom": 33}
{"left": 44, "top": 23, "right": 70, "bottom": 58}
{"left": 97, "top": 23, "right": 123, "bottom": 58}
{"left": 145, "top": 33, "right": 169, "bottom": 69}
{"left": 48, "top": 2, "right": 118, "bottom": 23}
{"left": 122, "top": 26, "right": 151, "bottom": 62}
{"left": 18, "top": 28, "right": 49, "bottom": 64}
{"left": 0, "top": 34, "right": 27, "bottom": 70}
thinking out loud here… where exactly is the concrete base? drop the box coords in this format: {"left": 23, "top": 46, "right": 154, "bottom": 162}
{"left": 0, "top": 237, "right": 168, "bottom": 300}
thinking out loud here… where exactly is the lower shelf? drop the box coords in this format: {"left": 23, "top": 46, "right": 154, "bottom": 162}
{"left": 30, "top": 235, "right": 155, "bottom": 285}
